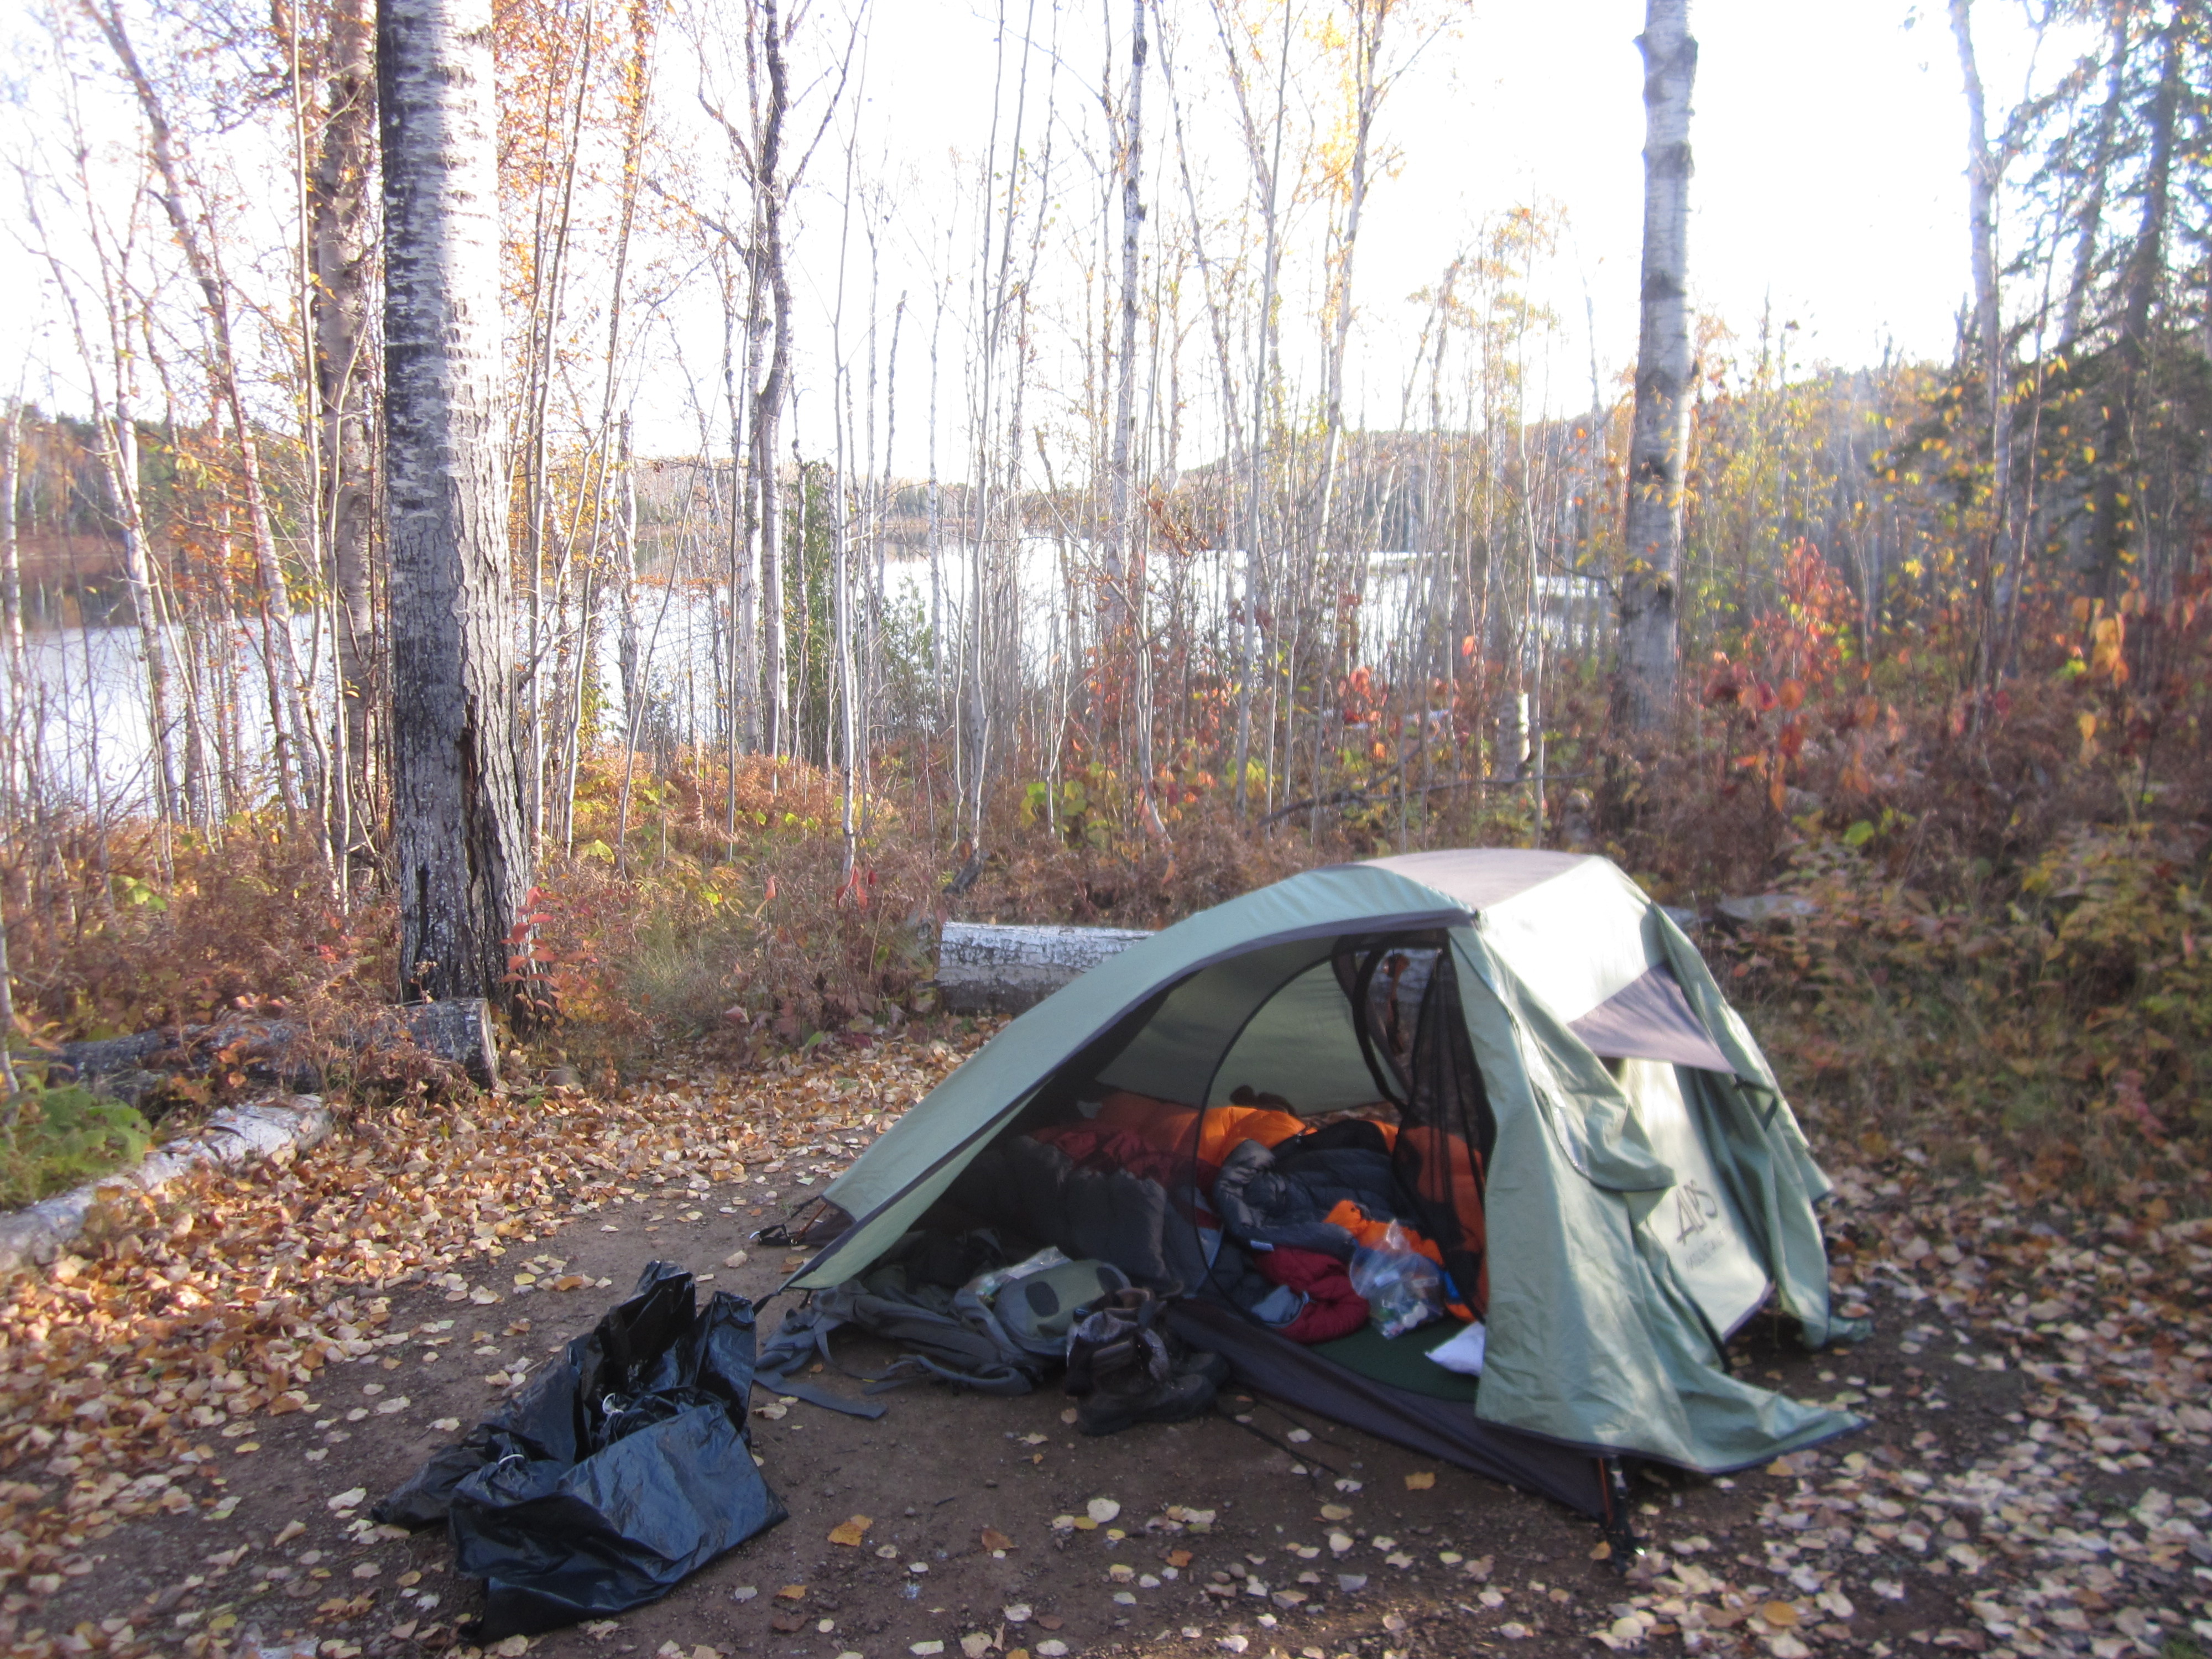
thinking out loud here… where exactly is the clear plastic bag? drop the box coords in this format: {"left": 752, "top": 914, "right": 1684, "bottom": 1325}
{"left": 1347, "top": 1223, "right": 1445, "bottom": 1339}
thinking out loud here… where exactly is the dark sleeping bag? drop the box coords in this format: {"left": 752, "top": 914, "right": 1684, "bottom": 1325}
{"left": 947, "top": 1133, "right": 1223, "bottom": 1291}
{"left": 1210, "top": 1120, "right": 1411, "bottom": 1258}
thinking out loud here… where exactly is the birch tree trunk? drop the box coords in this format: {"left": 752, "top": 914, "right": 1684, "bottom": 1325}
{"left": 0, "top": 405, "right": 19, "bottom": 690}
{"left": 380, "top": 0, "right": 534, "bottom": 1012}
{"left": 752, "top": 0, "right": 795, "bottom": 761}
{"left": 2060, "top": 0, "right": 2131, "bottom": 349}
{"left": 314, "top": 0, "right": 378, "bottom": 819}
{"left": 1614, "top": 0, "right": 1697, "bottom": 734}
{"left": 0, "top": 403, "right": 27, "bottom": 833}
{"left": 2089, "top": 18, "right": 2181, "bottom": 606}
{"left": 1949, "top": 0, "right": 2011, "bottom": 693}
{"left": 82, "top": 0, "right": 324, "bottom": 826}
{"left": 1215, "top": 0, "right": 1289, "bottom": 818}
{"left": 1108, "top": 0, "right": 1162, "bottom": 833}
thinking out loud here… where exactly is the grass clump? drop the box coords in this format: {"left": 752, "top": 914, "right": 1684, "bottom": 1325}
{"left": 0, "top": 1084, "right": 153, "bottom": 1209}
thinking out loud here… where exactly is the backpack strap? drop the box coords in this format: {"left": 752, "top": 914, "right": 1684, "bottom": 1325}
{"left": 754, "top": 1300, "right": 891, "bottom": 1420}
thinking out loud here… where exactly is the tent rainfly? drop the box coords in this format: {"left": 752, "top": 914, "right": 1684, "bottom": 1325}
{"left": 789, "top": 849, "right": 1864, "bottom": 1521}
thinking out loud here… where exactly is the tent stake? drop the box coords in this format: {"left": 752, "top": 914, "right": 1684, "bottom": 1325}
{"left": 1598, "top": 1457, "right": 1643, "bottom": 1571}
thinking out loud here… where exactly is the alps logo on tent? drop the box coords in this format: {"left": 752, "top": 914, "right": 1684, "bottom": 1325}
{"left": 1673, "top": 1179, "right": 1721, "bottom": 1245}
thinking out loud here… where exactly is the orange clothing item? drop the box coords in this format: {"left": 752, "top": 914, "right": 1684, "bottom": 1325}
{"left": 1323, "top": 1199, "right": 1481, "bottom": 1323}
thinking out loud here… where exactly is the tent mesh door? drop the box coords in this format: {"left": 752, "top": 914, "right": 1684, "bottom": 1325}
{"left": 1334, "top": 940, "right": 1496, "bottom": 1315}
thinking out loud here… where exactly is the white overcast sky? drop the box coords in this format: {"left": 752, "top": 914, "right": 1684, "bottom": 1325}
{"left": 1, "top": 0, "right": 2067, "bottom": 474}
{"left": 755, "top": 0, "right": 2064, "bottom": 471}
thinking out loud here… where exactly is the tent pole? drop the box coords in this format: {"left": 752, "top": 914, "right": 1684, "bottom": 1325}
{"left": 1598, "top": 1457, "right": 1642, "bottom": 1569}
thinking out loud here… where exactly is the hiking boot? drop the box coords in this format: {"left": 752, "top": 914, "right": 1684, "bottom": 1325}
{"left": 1064, "top": 1286, "right": 1224, "bottom": 1433}
{"left": 1065, "top": 1286, "right": 1232, "bottom": 1400}
{"left": 1063, "top": 1287, "right": 1167, "bottom": 1398}
{"left": 1178, "top": 1345, "right": 1231, "bottom": 1389}
{"left": 1076, "top": 1366, "right": 1216, "bottom": 1436}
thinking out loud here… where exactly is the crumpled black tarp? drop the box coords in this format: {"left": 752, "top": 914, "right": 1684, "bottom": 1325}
{"left": 373, "top": 1261, "right": 786, "bottom": 1637}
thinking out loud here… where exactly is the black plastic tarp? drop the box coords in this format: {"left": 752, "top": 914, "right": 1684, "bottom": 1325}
{"left": 374, "top": 1262, "right": 787, "bottom": 1637}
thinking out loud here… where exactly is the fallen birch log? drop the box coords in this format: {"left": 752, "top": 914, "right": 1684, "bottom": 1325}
{"left": 933, "top": 921, "right": 1154, "bottom": 1014}
{"left": 47, "top": 997, "right": 500, "bottom": 1096}
{"left": 0, "top": 1094, "right": 333, "bottom": 1276}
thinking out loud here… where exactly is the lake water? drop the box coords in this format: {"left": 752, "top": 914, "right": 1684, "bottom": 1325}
{"left": 2, "top": 539, "right": 1597, "bottom": 811}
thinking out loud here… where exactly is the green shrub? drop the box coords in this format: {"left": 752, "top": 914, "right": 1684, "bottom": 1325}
{"left": 0, "top": 1086, "right": 153, "bottom": 1209}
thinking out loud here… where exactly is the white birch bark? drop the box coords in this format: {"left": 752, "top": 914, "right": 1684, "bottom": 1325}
{"left": 1213, "top": 0, "right": 1290, "bottom": 817}
{"left": 380, "top": 0, "right": 534, "bottom": 1010}
{"left": 0, "top": 405, "right": 19, "bottom": 691}
{"left": 82, "top": 0, "right": 324, "bottom": 823}
{"left": 1615, "top": 0, "right": 1697, "bottom": 734}
{"left": 312, "top": 0, "right": 378, "bottom": 817}
{"left": 1108, "top": 0, "right": 1164, "bottom": 834}
{"left": 1948, "top": 0, "right": 2012, "bottom": 687}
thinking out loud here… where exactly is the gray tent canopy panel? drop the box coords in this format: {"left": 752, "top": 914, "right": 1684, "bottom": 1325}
{"left": 793, "top": 851, "right": 1860, "bottom": 1491}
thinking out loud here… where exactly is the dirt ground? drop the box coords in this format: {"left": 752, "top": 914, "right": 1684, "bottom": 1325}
{"left": 7, "top": 1036, "right": 2211, "bottom": 1659}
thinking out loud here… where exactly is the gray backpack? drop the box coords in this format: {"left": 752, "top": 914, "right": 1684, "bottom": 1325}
{"left": 994, "top": 1259, "right": 1131, "bottom": 1349}
{"left": 755, "top": 1256, "right": 1130, "bottom": 1406}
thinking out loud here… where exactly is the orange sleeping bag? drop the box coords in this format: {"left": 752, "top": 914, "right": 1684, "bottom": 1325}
{"left": 1093, "top": 1091, "right": 1308, "bottom": 1167}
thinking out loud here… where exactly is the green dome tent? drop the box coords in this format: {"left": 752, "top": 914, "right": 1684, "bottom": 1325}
{"left": 788, "top": 849, "right": 1862, "bottom": 1520}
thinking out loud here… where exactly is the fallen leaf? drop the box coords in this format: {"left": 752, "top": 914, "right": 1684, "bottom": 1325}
{"left": 1404, "top": 1471, "right": 1435, "bottom": 1490}
{"left": 1003, "top": 1604, "right": 1033, "bottom": 1623}
{"left": 327, "top": 1486, "right": 367, "bottom": 1512}
{"left": 980, "top": 1527, "right": 1015, "bottom": 1551}
{"left": 1319, "top": 1503, "right": 1353, "bottom": 1521}
{"left": 551, "top": 1275, "right": 587, "bottom": 1291}
{"left": 1166, "top": 1549, "right": 1193, "bottom": 1568}
{"left": 776, "top": 1583, "right": 808, "bottom": 1600}
{"left": 723, "top": 1250, "right": 748, "bottom": 1269}
{"left": 770, "top": 1614, "right": 804, "bottom": 1635}
{"left": 493, "top": 1638, "right": 530, "bottom": 1657}
{"left": 1087, "top": 1497, "right": 1121, "bottom": 1525}
{"left": 274, "top": 1520, "right": 307, "bottom": 1546}
{"left": 1761, "top": 1601, "right": 1802, "bottom": 1629}
{"left": 828, "top": 1515, "right": 872, "bottom": 1546}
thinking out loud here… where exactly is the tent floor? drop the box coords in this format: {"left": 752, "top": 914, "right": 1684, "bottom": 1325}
{"left": 1169, "top": 1298, "right": 1604, "bottom": 1517}
{"left": 1311, "top": 1322, "right": 1483, "bottom": 1403}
